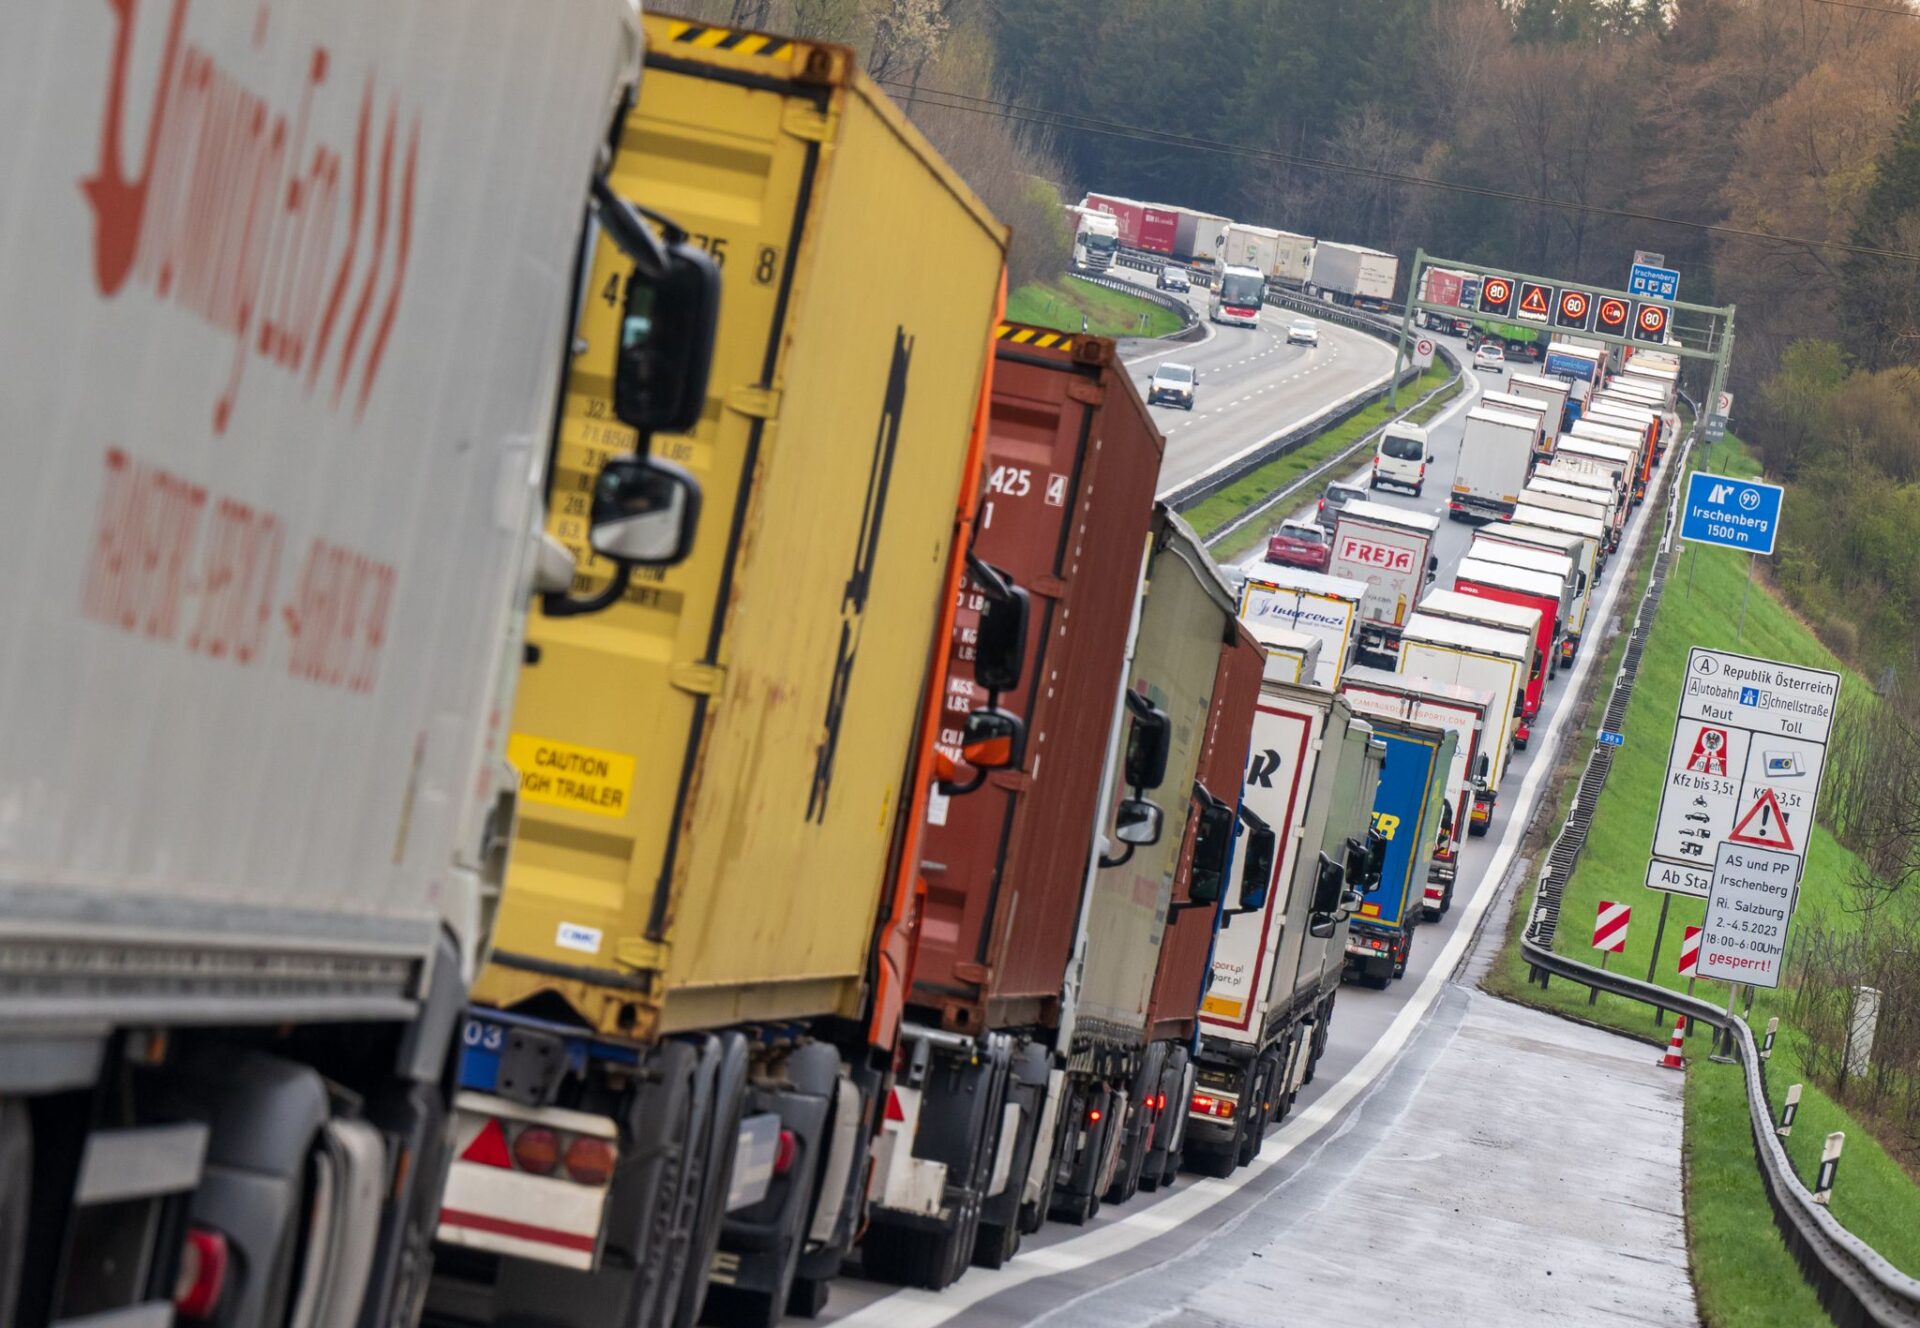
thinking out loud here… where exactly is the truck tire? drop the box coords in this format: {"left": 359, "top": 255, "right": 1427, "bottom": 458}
{"left": 672, "top": 1033, "right": 749, "bottom": 1328}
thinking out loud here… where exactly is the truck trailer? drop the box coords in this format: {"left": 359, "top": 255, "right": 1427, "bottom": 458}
{"left": 1450, "top": 408, "right": 1540, "bottom": 522}
{"left": 1415, "top": 587, "right": 1545, "bottom": 746}
{"left": 1328, "top": 500, "right": 1441, "bottom": 664}
{"left": 0, "top": 5, "right": 709, "bottom": 1326}
{"left": 436, "top": 26, "right": 1014, "bottom": 1325}
{"left": 1310, "top": 241, "right": 1400, "bottom": 312}
{"left": 1416, "top": 266, "right": 1482, "bottom": 333}
{"left": 1397, "top": 613, "right": 1531, "bottom": 836}
{"left": 1222, "top": 223, "right": 1313, "bottom": 291}
{"left": 1190, "top": 687, "right": 1383, "bottom": 1172}
{"left": 1345, "top": 719, "right": 1455, "bottom": 985}
{"left": 1238, "top": 568, "right": 1368, "bottom": 689}
{"left": 1469, "top": 534, "right": 1587, "bottom": 663}
{"left": 867, "top": 324, "right": 1163, "bottom": 1281}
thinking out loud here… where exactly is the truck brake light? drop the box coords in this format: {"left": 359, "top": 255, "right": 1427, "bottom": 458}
{"left": 512, "top": 1126, "right": 560, "bottom": 1176}
{"left": 773, "top": 1129, "right": 798, "bottom": 1176}
{"left": 175, "top": 1226, "right": 228, "bottom": 1320}
{"left": 564, "top": 1136, "right": 616, "bottom": 1187}
{"left": 1190, "top": 1092, "right": 1236, "bottom": 1119}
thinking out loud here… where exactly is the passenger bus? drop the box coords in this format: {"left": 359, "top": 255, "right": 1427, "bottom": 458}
{"left": 1210, "top": 263, "right": 1266, "bottom": 328}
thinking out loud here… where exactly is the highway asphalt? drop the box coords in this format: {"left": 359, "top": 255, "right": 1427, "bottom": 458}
{"left": 818, "top": 332, "right": 1677, "bottom": 1327}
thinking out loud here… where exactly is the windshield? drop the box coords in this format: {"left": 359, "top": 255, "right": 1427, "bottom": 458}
{"left": 1328, "top": 485, "right": 1362, "bottom": 505}
{"left": 1282, "top": 524, "right": 1326, "bottom": 544}
{"left": 1291, "top": 321, "right": 1314, "bottom": 333}
{"left": 1158, "top": 365, "right": 1193, "bottom": 384}
{"left": 1219, "top": 272, "right": 1264, "bottom": 306}
{"left": 1086, "top": 232, "right": 1117, "bottom": 254}
{"left": 1382, "top": 435, "right": 1424, "bottom": 461}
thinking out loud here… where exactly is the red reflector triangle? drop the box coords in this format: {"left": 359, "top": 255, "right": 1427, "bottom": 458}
{"left": 885, "top": 1090, "right": 906, "bottom": 1123}
{"left": 460, "top": 1118, "right": 512, "bottom": 1168}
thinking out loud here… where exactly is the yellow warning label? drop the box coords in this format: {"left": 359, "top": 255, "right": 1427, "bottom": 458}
{"left": 507, "top": 734, "right": 636, "bottom": 819}
{"left": 1201, "top": 994, "right": 1245, "bottom": 1019}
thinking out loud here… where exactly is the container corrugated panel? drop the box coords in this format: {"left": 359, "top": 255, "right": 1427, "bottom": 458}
{"left": 1075, "top": 512, "right": 1235, "bottom": 1050}
{"left": 1145, "top": 618, "right": 1263, "bottom": 1044}
{"left": 912, "top": 329, "right": 1164, "bottom": 1037}
{"left": 475, "top": 18, "right": 1008, "bottom": 1038}
{"left": 1271, "top": 696, "right": 1367, "bottom": 1021}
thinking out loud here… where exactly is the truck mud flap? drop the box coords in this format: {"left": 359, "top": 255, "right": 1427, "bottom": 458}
{"left": 976, "top": 1041, "right": 1049, "bottom": 1242}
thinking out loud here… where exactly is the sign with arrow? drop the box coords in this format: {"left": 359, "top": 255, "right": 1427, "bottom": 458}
{"left": 1646, "top": 647, "right": 1841, "bottom": 900}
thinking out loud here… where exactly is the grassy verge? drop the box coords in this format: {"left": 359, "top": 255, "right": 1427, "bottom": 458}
{"left": 1485, "top": 432, "right": 1920, "bottom": 1322}
{"left": 1188, "top": 364, "right": 1452, "bottom": 562}
{"left": 1006, "top": 276, "right": 1185, "bottom": 339}
{"left": 1405, "top": 369, "right": 1466, "bottom": 425}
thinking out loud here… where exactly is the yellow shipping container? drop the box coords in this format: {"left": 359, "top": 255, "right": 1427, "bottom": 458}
{"left": 473, "top": 16, "right": 1008, "bottom": 1040}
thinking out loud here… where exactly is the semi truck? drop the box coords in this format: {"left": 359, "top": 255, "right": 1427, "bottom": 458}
{"left": 1082, "top": 193, "right": 1174, "bottom": 255}
{"left": 1469, "top": 534, "right": 1587, "bottom": 664}
{"left": 1175, "top": 208, "right": 1234, "bottom": 280}
{"left": 1238, "top": 568, "right": 1368, "bottom": 689}
{"left": 1544, "top": 340, "right": 1605, "bottom": 405}
{"left": 1561, "top": 427, "right": 1646, "bottom": 503}
{"left": 1222, "top": 223, "right": 1314, "bottom": 291}
{"left": 1310, "top": 241, "right": 1400, "bottom": 313}
{"left": 1250, "top": 621, "right": 1326, "bottom": 685}
{"left": 1345, "top": 718, "right": 1455, "bottom": 985}
{"left": 1508, "top": 372, "right": 1574, "bottom": 435}
{"left": 1508, "top": 503, "right": 1611, "bottom": 586}
{"left": 1191, "top": 686, "right": 1383, "bottom": 1172}
{"left": 1328, "top": 501, "right": 1441, "bottom": 664}
{"left": 1397, "top": 612, "right": 1531, "bottom": 835}
{"left": 1338, "top": 668, "right": 1494, "bottom": 916}
{"left": 433, "top": 27, "right": 1014, "bottom": 1326}
{"left": 1527, "top": 476, "right": 1619, "bottom": 548}
{"left": 1535, "top": 460, "right": 1627, "bottom": 547}
{"left": 1048, "top": 511, "right": 1253, "bottom": 1220}
{"left": 1070, "top": 207, "right": 1121, "bottom": 275}
{"left": 867, "top": 323, "right": 1163, "bottom": 1281}
{"left": 1480, "top": 390, "right": 1552, "bottom": 463}
{"left": 1416, "top": 266, "right": 1482, "bottom": 333}
{"left": 1414, "top": 588, "right": 1544, "bottom": 747}
{"left": 1449, "top": 408, "right": 1540, "bottom": 522}
{"left": 0, "top": 5, "right": 714, "bottom": 1326}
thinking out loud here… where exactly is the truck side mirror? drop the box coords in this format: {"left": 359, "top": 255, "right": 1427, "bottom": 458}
{"left": 1474, "top": 752, "right": 1492, "bottom": 784}
{"left": 1365, "top": 828, "right": 1388, "bottom": 885}
{"left": 1187, "top": 798, "right": 1236, "bottom": 905}
{"left": 1236, "top": 820, "right": 1277, "bottom": 912}
{"left": 602, "top": 186, "right": 721, "bottom": 437}
{"left": 1124, "top": 695, "right": 1171, "bottom": 792}
{"left": 1308, "top": 914, "right": 1337, "bottom": 940}
{"left": 1307, "top": 852, "right": 1345, "bottom": 936}
{"left": 936, "top": 707, "right": 1027, "bottom": 796}
{"left": 1115, "top": 797, "right": 1164, "bottom": 847}
{"left": 970, "top": 558, "right": 1029, "bottom": 695}
{"left": 588, "top": 455, "right": 701, "bottom": 568}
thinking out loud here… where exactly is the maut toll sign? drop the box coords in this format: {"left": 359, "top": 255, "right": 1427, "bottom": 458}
{"left": 1645, "top": 647, "right": 1840, "bottom": 903}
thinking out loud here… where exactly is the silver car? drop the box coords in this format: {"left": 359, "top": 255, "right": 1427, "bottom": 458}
{"left": 1149, "top": 362, "right": 1197, "bottom": 410}
{"left": 1287, "top": 318, "right": 1320, "bottom": 347}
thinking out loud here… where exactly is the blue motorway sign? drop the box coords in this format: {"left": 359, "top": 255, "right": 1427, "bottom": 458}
{"left": 1680, "top": 471, "right": 1783, "bottom": 556}
{"left": 1598, "top": 730, "right": 1626, "bottom": 747}
{"left": 1629, "top": 263, "right": 1680, "bottom": 301}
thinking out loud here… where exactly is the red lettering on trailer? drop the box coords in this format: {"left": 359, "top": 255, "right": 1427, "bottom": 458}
{"left": 1339, "top": 537, "right": 1413, "bottom": 573}
{"left": 80, "top": 447, "right": 394, "bottom": 693}
{"left": 80, "top": 0, "right": 419, "bottom": 433}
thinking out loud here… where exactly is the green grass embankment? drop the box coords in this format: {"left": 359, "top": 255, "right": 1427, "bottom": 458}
{"left": 1190, "top": 364, "right": 1452, "bottom": 563}
{"left": 1485, "top": 434, "right": 1920, "bottom": 1325}
{"left": 1006, "top": 276, "right": 1185, "bottom": 339}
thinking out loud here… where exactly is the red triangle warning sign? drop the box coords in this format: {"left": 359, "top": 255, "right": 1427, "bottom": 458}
{"left": 1729, "top": 788, "right": 1794, "bottom": 851}
{"left": 460, "top": 1117, "right": 512, "bottom": 1168}
{"left": 1519, "top": 283, "right": 1551, "bottom": 316}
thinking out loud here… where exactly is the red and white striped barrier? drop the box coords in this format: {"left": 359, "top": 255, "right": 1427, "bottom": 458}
{"left": 1592, "top": 900, "right": 1630, "bottom": 953}
{"left": 1678, "top": 925, "right": 1701, "bottom": 976}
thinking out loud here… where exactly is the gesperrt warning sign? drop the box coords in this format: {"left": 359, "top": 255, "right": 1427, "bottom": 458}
{"left": 507, "top": 733, "right": 636, "bottom": 818}
{"left": 1696, "top": 841, "right": 1798, "bottom": 988}
{"left": 1646, "top": 647, "right": 1840, "bottom": 901}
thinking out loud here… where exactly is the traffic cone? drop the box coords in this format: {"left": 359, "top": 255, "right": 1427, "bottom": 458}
{"left": 1658, "top": 1016, "right": 1687, "bottom": 1070}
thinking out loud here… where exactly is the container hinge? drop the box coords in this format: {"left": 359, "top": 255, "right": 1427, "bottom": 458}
{"left": 727, "top": 385, "right": 781, "bottom": 420}
{"left": 1067, "top": 381, "right": 1105, "bottom": 406}
{"left": 669, "top": 662, "right": 727, "bottom": 696}
{"left": 782, "top": 103, "right": 831, "bottom": 142}
{"left": 616, "top": 938, "right": 671, "bottom": 972}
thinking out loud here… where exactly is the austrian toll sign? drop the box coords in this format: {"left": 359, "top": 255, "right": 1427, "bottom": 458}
{"left": 1646, "top": 647, "right": 1841, "bottom": 904}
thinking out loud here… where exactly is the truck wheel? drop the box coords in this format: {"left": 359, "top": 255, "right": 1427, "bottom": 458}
{"left": 1441, "top": 878, "right": 1456, "bottom": 916}
{"left": 1394, "top": 933, "right": 1413, "bottom": 981}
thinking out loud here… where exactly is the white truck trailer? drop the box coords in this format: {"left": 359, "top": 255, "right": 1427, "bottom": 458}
{"left": 1449, "top": 407, "right": 1539, "bottom": 522}
{"left": 1309, "top": 241, "right": 1399, "bottom": 312}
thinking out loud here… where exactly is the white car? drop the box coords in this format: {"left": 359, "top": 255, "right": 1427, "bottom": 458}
{"left": 1473, "top": 342, "right": 1506, "bottom": 373}
{"left": 1149, "top": 362, "right": 1197, "bottom": 409}
{"left": 1287, "top": 318, "right": 1320, "bottom": 347}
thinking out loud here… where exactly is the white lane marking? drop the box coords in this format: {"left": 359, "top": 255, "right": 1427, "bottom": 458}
{"left": 835, "top": 366, "right": 1658, "bottom": 1328}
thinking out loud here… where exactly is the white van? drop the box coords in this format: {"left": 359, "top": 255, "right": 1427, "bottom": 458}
{"left": 1373, "top": 423, "right": 1434, "bottom": 495}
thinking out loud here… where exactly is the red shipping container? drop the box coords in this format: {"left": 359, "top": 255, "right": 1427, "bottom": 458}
{"left": 1144, "top": 619, "right": 1264, "bottom": 1044}
{"left": 911, "top": 324, "right": 1165, "bottom": 1037}
{"left": 1139, "top": 206, "right": 1179, "bottom": 256}
{"left": 1083, "top": 193, "right": 1145, "bottom": 249}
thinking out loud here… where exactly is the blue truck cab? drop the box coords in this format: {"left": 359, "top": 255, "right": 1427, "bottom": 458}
{"left": 1345, "top": 716, "right": 1455, "bottom": 986}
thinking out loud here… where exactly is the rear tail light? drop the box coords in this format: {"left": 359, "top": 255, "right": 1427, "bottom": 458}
{"left": 175, "top": 1226, "right": 228, "bottom": 1320}
{"left": 773, "top": 1129, "right": 798, "bottom": 1176}
{"left": 564, "top": 1136, "right": 616, "bottom": 1187}
{"left": 1088, "top": 1107, "right": 1103, "bottom": 1124}
{"left": 1190, "top": 1093, "right": 1236, "bottom": 1120}
{"left": 512, "top": 1126, "right": 560, "bottom": 1176}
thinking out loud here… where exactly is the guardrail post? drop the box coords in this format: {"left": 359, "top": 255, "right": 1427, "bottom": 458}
{"left": 1762, "top": 1016, "right": 1779, "bottom": 1061}
{"left": 1778, "top": 1083, "right": 1801, "bottom": 1138}
{"left": 1813, "top": 1131, "right": 1844, "bottom": 1206}
{"left": 1710, "top": 984, "right": 1741, "bottom": 1063}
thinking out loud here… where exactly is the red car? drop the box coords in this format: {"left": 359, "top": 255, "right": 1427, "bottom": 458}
{"left": 1266, "top": 520, "right": 1332, "bottom": 572}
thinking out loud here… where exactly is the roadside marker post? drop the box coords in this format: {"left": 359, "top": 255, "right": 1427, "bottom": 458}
{"left": 1778, "top": 1083, "right": 1801, "bottom": 1137}
{"left": 1590, "top": 901, "right": 1630, "bottom": 1005}
{"left": 1762, "top": 1016, "right": 1779, "bottom": 1061}
{"left": 1813, "top": 1132, "right": 1845, "bottom": 1206}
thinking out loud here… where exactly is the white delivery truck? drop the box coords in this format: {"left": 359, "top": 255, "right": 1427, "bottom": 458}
{"left": 1535, "top": 460, "right": 1626, "bottom": 544}
{"left": 1338, "top": 666, "right": 1495, "bottom": 907}
{"left": 1398, "top": 612, "right": 1531, "bottom": 809}
{"left": 1450, "top": 407, "right": 1540, "bottom": 522}
{"left": 1191, "top": 686, "right": 1382, "bottom": 1173}
{"left": 1553, "top": 436, "right": 1637, "bottom": 502}
{"left": 1309, "top": 241, "right": 1399, "bottom": 312}
{"left": 1373, "top": 422, "right": 1434, "bottom": 495}
{"left": 1221, "top": 223, "right": 1314, "bottom": 290}
{"left": 1587, "top": 397, "right": 1664, "bottom": 465}
{"left": 1568, "top": 420, "right": 1649, "bottom": 501}
{"left": 1239, "top": 568, "right": 1368, "bottom": 688}
{"left": 1328, "top": 501, "right": 1442, "bottom": 662}
{"left": 1526, "top": 477, "right": 1618, "bottom": 547}
{"left": 1251, "top": 621, "right": 1325, "bottom": 684}
{"left": 0, "top": 3, "right": 715, "bottom": 1324}
{"left": 1470, "top": 532, "right": 1588, "bottom": 662}
{"left": 1509, "top": 503, "right": 1610, "bottom": 587}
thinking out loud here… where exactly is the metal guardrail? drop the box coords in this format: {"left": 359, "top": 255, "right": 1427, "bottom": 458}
{"left": 1071, "top": 267, "right": 1200, "bottom": 333}
{"left": 1514, "top": 395, "right": 1920, "bottom": 1327}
